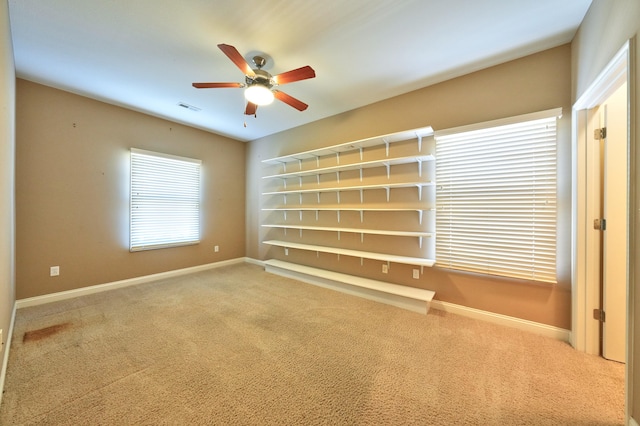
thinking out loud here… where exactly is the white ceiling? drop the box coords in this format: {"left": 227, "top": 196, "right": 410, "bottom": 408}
{"left": 8, "top": 0, "right": 592, "bottom": 142}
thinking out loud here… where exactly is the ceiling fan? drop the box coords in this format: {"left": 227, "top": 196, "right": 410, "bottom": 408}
{"left": 192, "top": 43, "right": 316, "bottom": 116}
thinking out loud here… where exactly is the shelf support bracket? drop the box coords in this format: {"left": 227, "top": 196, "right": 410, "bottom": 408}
{"left": 418, "top": 134, "right": 422, "bottom": 153}
{"left": 417, "top": 159, "right": 423, "bottom": 177}
{"left": 337, "top": 230, "right": 341, "bottom": 241}
{"left": 359, "top": 189, "right": 363, "bottom": 203}
{"left": 299, "top": 193, "right": 302, "bottom": 204}
{"left": 360, "top": 232, "right": 364, "bottom": 243}
{"left": 315, "top": 210, "right": 319, "bottom": 221}
{"left": 337, "top": 191, "right": 341, "bottom": 204}
{"left": 299, "top": 210, "right": 303, "bottom": 221}
{"left": 385, "top": 187, "right": 390, "bottom": 202}
{"left": 360, "top": 258, "right": 364, "bottom": 266}
{"left": 282, "top": 177, "right": 287, "bottom": 189}
{"left": 417, "top": 185, "right": 423, "bottom": 201}
{"left": 316, "top": 175, "right": 320, "bottom": 185}
{"left": 298, "top": 159, "right": 302, "bottom": 171}
{"left": 283, "top": 210, "right": 287, "bottom": 221}
{"left": 314, "top": 155, "right": 320, "bottom": 168}
{"left": 420, "top": 265, "right": 425, "bottom": 274}
{"left": 385, "top": 164, "right": 390, "bottom": 179}
{"left": 360, "top": 210, "right": 363, "bottom": 223}
{"left": 337, "top": 210, "right": 341, "bottom": 223}
{"left": 336, "top": 152, "right": 340, "bottom": 165}
{"left": 419, "top": 236, "right": 423, "bottom": 249}
{"left": 283, "top": 193, "right": 287, "bottom": 205}
{"left": 336, "top": 171, "right": 340, "bottom": 183}
{"left": 299, "top": 229, "right": 303, "bottom": 238}
{"left": 317, "top": 192, "right": 321, "bottom": 204}
{"left": 359, "top": 168, "right": 363, "bottom": 182}
{"left": 418, "top": 210, "right": 423, "bottom": 225}
{"left": 298, "top": 176, "right": 302, "bottom": 188}
{"left": 384, "top": 139, "right": 389, "bottom": 157}
{"left": 359, "top": 147, "right": 363, "bottom": 161}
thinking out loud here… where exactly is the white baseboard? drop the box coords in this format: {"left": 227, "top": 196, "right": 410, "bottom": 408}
{"left": 244, "top": 257, "right": 264, "bottom": 267}
{"left": 15, "top": 257, "right": 247, "bottom": 309}
{"left": 430, "top": 300, "right": 571, "bottom": 342}
{"left": 0, "top": 302, "right": 17, "bottom": 408}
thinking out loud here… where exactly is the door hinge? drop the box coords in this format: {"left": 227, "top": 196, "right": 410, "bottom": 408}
{"left": 593, "top": 308, "right": 606, "bottom": 322}
{"left": 594, "top": 127, "right": 607, "bottom": 140}
{"left": 593, "top": 218, "right": 606, "bottom": 231}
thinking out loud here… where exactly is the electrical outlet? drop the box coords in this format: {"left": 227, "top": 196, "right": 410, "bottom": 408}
{"left": 214, "top": 245, "right": 219, "bottom": 252}
{"left": 284, "top": 248, "right": 289, "bottom": 256}
{"left": 413, "top": 269, "right": 420, "bottom": 279}
{"left": 50, "top": 266, "right": 60, "bottom": 277}
{"left": 382, "top": 264, "right": 388, "bottom": 274}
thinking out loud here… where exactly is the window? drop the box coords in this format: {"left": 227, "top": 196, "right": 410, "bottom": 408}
{"left": 434, "top": 108, "right": 560, "bottom": 283}
{"left": 130, "top": 148, "right": 201, "bottom": 251}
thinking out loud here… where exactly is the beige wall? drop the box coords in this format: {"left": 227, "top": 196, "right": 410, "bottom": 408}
{"left": 247, "top": 45, "right": 573, "bottom": 329}
{"left": 0, "top": 0, "right": 15, "bottom": 386}
{"left": 572, "top": 0, "right": 640, "bottom": 421}
{"left": 0, "top": 0, "right": 16, "bottom": 384}
{"left": 15, "top": 80, "right": 246, "bottom": 299}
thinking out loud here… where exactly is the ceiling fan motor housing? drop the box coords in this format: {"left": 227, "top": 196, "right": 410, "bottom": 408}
{"left": 246, "top": 68, "right": 274, "bottom": 89}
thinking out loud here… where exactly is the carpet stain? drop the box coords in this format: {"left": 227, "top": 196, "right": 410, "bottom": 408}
{"left": 23, "top": 323, "right": 72, "bottom": 343}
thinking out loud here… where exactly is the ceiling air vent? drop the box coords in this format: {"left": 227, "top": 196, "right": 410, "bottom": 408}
{"left": 177, "top": 102, "right": 201, "bottom": 112}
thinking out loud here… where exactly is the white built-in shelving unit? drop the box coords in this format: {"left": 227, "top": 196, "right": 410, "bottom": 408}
{"left": 261, "top": 126, "right": 437, "bottom": 281}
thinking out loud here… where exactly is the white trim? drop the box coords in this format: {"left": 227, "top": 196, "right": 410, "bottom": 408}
{"left": 244, "top": 257, "right": 265, "bottom": 267}
{"left": 15, "top": 258, "right": 246, "bottom": 309}
{"left": 430, "top": 300, "right": 571, "bottom": 342}
{"left": 0, "top": 302, "right": 17, "bottom": 408}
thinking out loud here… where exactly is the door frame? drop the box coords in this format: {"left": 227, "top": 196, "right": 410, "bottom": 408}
{"left": 571, "top": 38, "right": 634, "bottom": 417}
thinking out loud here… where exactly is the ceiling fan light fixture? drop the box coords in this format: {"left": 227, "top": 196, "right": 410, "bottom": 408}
{"left": 244, "top": 84, "right": 274, "bottom": 106}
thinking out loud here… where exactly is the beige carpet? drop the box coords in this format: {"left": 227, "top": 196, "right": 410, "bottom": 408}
{"left": 0, "top": 263, "right": 624, "bottom": 425}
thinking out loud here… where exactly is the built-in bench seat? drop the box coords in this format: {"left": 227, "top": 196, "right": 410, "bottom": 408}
{"left": 264, "top": 259, "right": 435, "bottom": 315}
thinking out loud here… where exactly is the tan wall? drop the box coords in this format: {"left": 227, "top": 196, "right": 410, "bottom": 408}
{"left": 0, "top": 0, "right": 16, "bottom": 374}
{"left": 247, "top": 45, "right": 573, "bottom": 329}
{"left": 572, "top": 0, "right": 640, "bottom": 420}
{"left": 15, "top": 80, "right": 246, "bottom": 299}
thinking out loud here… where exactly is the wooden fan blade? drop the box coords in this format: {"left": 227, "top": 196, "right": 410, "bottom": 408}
{"left": 217, "top": 43, "right": 256, "bottom": 77}
{"left": 273, "top": 90, "right": 308, "bottom": 111}
{"left": 245, "top": 102, "right": 258, "bottom": 116}
{"left": 192, "top": 82, "right": 243, "bottom": 89}
{"left": 273, "top": 66, "right": 316, "bottom": 85}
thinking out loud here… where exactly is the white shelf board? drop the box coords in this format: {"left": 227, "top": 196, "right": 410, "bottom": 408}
{"left": 262, "top": 154, "right": 434, "bottom": 180}
{"left": 262, "top": 224, "right": 433, "bottom": 238}
{"left": 263, "top": 240, "right": 435, "bottom": 267}
{"left": 262, "top": 207, "right": 433, "bottom": 212}
{"left": 262, "top": 126, "right": 434, "bottom": 165}
{"left": 262, "top": 181, "right": 434, "bottom": 196}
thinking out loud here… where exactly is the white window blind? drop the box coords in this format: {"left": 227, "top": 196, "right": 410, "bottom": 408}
{"left": 130, "top": 148, "right": 201, "bottom": 252}
{"left": 434, "top": 109, "right": 560, "bottom": 283}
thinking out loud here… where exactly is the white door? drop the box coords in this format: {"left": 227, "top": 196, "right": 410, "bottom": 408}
{"left": 600, "top": 82, "right": 628, "bottom": 363}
